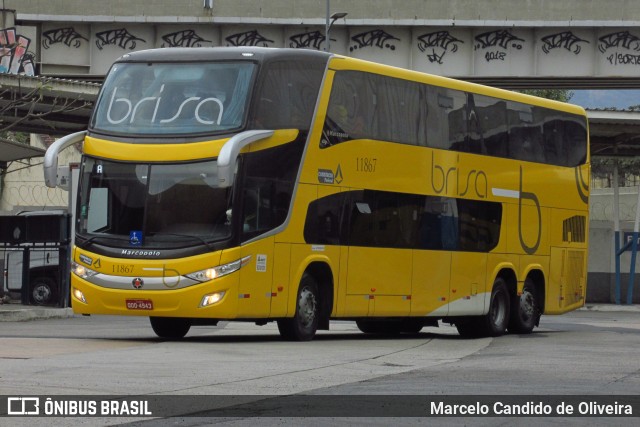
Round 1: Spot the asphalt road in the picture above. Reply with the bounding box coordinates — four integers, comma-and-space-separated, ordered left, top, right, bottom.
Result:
0, 308, 638, 426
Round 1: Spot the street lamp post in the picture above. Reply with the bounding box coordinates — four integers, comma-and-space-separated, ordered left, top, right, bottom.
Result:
325, 1, 347, 51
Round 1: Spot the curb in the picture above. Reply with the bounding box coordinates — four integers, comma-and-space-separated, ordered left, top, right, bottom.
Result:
0, 306, 75, 322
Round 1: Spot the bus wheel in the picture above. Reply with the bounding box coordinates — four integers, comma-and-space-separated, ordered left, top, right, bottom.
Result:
30, 277, 56, 305
508, 278, 539, 334
456, 278, 510, 338
483, 278, 510, 336
277, 273, 319, 341
149, 317, 191, 339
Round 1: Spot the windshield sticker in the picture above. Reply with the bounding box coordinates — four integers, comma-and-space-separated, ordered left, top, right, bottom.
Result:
129, 231, 143, 246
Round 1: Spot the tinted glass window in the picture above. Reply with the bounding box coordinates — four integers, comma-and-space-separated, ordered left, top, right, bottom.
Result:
322, 71, 587, 167
303, 192, 346, 245
241, 139, 305, 240
304, 190, 502, 253
251, 59, 325, 130
470, 94, 509, 157
92, 62, 255, 136
347, 190, 419, 249
508, 102, 545, 163
540, 110, 588, 167
416, 196, 458, 250
323, 71, 426, 147
456, 199, 502, 252
77, 157, 233, 249
427, 86, 467, 151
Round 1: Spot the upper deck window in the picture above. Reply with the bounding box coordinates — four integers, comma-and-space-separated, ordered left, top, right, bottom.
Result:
91, 61, 255, 136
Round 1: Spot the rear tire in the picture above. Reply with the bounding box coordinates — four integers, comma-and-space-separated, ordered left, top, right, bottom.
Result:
150, 317, 191, 339
508, 278, 539, 334
278, 273, 319, 341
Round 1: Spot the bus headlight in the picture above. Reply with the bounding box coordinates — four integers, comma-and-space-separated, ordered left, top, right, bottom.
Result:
72, 287, 87, 304
71, 261, 99, 279
200, 291, 226, 307
186, 256, 251, 282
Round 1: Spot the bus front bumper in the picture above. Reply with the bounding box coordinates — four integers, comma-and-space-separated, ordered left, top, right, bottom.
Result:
70, 274, 240, 319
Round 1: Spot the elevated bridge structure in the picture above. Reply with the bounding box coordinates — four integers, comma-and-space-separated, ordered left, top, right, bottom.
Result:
1, 1, 640, 141
1, 0, 640, 88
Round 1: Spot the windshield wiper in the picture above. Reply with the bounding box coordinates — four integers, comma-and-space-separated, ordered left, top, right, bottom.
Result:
76, 234, 128, 249
152, 232, 218, 250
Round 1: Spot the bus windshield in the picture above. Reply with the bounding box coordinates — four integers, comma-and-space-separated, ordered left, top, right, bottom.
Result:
77, 157, 233, 249
91, 61, 255, 136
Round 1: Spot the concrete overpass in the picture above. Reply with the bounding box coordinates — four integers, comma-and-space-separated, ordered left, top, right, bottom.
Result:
2, 1, 640, 154
1, 1, 640, 88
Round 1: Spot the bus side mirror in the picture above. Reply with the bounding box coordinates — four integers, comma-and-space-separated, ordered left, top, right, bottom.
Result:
217, 130, 274, 188
43, 131, 86, 188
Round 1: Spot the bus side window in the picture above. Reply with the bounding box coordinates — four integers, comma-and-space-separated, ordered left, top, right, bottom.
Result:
303, 192, 346, 245
418, 197, 458, 251
432, 87, 467, 151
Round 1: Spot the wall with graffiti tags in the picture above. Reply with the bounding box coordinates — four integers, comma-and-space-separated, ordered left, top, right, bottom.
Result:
1, 11, 640, 80
8, 23, 635, 80
0, 24, 36, 76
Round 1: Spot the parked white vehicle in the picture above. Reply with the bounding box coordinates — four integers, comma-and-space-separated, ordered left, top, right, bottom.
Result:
4, 248, 60, 305
2, 210, 66, 305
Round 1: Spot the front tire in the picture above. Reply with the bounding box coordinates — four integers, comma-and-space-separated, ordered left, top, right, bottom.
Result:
278, 273, 319, 341
150, 317, 191, 339
508, 278, 539, 334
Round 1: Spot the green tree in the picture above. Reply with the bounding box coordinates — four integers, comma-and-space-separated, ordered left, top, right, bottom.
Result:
519, 89, 574, 103
0, 131, 29, 144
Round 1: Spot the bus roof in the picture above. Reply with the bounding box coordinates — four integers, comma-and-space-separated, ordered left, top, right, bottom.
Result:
112, 47, 584, 117
114, 47, 332, 64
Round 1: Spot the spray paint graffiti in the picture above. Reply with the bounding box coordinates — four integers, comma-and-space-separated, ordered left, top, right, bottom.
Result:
42, 27, 89, 49
350, 29, 400, 52
598, 31, 640, 66
474, 29, 524, 62
598, 31, 640, 53
95, 28, 146, 50
289, 30, 326, 50
541, 31, 589, 55
417, 31, 464, 64
161, 30, 211, 47
0, 28, 34, 75
225, 30, 273, 47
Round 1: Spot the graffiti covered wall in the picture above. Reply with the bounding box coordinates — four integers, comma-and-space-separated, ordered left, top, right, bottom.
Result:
32, 23, 640, 79
0, 26, 36, 76
0, 19, 635, 79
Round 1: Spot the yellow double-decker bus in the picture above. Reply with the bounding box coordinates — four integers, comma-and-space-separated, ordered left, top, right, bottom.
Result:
44, 47, 589, 340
